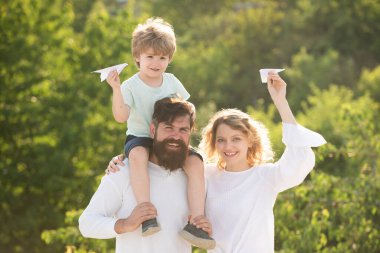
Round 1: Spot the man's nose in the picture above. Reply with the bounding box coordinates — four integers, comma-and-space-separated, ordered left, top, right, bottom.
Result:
169, 130, 181, 139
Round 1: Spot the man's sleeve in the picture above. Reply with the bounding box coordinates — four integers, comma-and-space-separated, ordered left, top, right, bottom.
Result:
78, 171, 126, 239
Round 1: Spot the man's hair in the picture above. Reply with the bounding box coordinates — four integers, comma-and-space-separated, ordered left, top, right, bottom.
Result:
152, 96, 196, 130
132, 17, 176, 68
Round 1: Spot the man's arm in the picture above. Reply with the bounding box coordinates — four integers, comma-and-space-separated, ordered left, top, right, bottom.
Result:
79, 173, 124, 238
79, 167, 158, 237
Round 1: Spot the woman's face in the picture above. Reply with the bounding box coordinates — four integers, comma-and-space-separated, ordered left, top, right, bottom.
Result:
215, 123, 251, 172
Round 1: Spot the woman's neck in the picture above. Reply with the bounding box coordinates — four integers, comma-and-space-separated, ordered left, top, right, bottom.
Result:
224, 162, 251, 172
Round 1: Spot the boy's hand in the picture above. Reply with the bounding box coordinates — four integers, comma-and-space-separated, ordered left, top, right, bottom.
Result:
106, 70, 121, 89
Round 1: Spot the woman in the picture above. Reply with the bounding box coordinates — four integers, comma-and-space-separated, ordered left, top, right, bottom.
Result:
196, 71, 326, 252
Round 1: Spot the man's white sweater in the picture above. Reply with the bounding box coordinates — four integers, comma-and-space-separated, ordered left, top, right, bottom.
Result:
205, 123, 326, 253
79, 161, 191, 253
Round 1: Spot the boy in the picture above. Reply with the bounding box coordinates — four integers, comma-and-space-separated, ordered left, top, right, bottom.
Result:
106, 17, 215, 249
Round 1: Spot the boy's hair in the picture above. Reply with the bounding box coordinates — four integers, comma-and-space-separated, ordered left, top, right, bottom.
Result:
132, 17, 176, 68
152, 96, 196, 131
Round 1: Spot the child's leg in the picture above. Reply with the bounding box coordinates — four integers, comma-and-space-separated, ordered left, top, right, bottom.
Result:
183, 154, 206, 222
128, 146, 150, 204
180, 153, 215, 250
128, 145, 160, 236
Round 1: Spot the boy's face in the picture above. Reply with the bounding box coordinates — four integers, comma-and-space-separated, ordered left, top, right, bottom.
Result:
136, 48, 170, 82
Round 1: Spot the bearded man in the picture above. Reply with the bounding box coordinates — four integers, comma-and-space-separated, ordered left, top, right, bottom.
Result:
79, 97, 212, 253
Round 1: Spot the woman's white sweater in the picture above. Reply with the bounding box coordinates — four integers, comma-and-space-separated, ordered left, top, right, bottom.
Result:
205, 123, 326, 253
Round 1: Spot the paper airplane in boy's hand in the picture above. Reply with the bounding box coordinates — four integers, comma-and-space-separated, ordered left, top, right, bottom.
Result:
259, 68, 285, 83
92, 63, 128, 82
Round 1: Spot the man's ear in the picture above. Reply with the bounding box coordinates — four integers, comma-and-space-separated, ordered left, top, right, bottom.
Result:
150, 122, 156, 138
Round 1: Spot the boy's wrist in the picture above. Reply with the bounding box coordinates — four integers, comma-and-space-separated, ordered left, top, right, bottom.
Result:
112, 85, 122, 92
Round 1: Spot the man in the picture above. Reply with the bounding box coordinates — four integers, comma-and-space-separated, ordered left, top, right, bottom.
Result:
79, 97, 213, 253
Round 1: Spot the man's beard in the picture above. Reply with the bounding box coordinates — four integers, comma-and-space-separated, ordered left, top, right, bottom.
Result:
152, 138, 188, 171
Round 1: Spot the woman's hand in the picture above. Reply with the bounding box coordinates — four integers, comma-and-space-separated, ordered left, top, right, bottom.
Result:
267, 71, 287, 104
105, 154, 125, 174
267, 71, 296, 124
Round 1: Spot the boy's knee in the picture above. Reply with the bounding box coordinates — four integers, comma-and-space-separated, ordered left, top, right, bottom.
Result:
184, 155, 204, 172
129, 146, 149, 159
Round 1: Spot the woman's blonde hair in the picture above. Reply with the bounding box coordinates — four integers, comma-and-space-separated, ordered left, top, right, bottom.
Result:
132, 17, 176, 68
200, 109, 274, 169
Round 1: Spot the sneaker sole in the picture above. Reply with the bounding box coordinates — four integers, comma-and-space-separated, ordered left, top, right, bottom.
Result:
142, 226, 161, 237
179, 230, 216, 250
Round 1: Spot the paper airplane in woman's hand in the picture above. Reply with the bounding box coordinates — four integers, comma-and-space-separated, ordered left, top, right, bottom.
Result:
259, 68, 285, 83
92, 63, 128, 82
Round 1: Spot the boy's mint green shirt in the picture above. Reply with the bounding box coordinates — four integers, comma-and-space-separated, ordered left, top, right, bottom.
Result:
121, 73, 190, 137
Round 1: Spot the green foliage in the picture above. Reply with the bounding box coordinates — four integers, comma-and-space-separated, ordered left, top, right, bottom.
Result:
275, 171, 380, 252
286, 48, 356, 111
357, 65, 380, 102
298, 85, 379, 177
41, 210, 114, 253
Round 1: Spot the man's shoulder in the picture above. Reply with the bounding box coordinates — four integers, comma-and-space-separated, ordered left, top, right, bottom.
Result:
104, 158, 131, 187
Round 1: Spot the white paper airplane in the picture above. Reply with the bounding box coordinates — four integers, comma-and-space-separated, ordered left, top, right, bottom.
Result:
259, 68, 285, 83
92, 63, 128, 82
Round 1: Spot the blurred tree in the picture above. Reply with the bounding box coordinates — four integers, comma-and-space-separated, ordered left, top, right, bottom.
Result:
285, 48, 356, 111
173, 2, 288, 110
0, 1, 135, 252
297, 85, 379, 177
275, 171, 380, 252
357, 65, 380, 103
293, 0, 380, 68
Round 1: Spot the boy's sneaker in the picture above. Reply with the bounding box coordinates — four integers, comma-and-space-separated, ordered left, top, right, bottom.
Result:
142, 218, 161, 236
179, 222, 216, 250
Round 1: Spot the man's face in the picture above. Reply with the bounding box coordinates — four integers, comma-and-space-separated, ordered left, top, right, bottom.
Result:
151, 115, 191, 171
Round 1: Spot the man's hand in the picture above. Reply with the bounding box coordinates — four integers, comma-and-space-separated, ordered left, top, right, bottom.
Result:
114, 202, 158, 234
192, 215, 213, 236
105, 154, 125, 174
